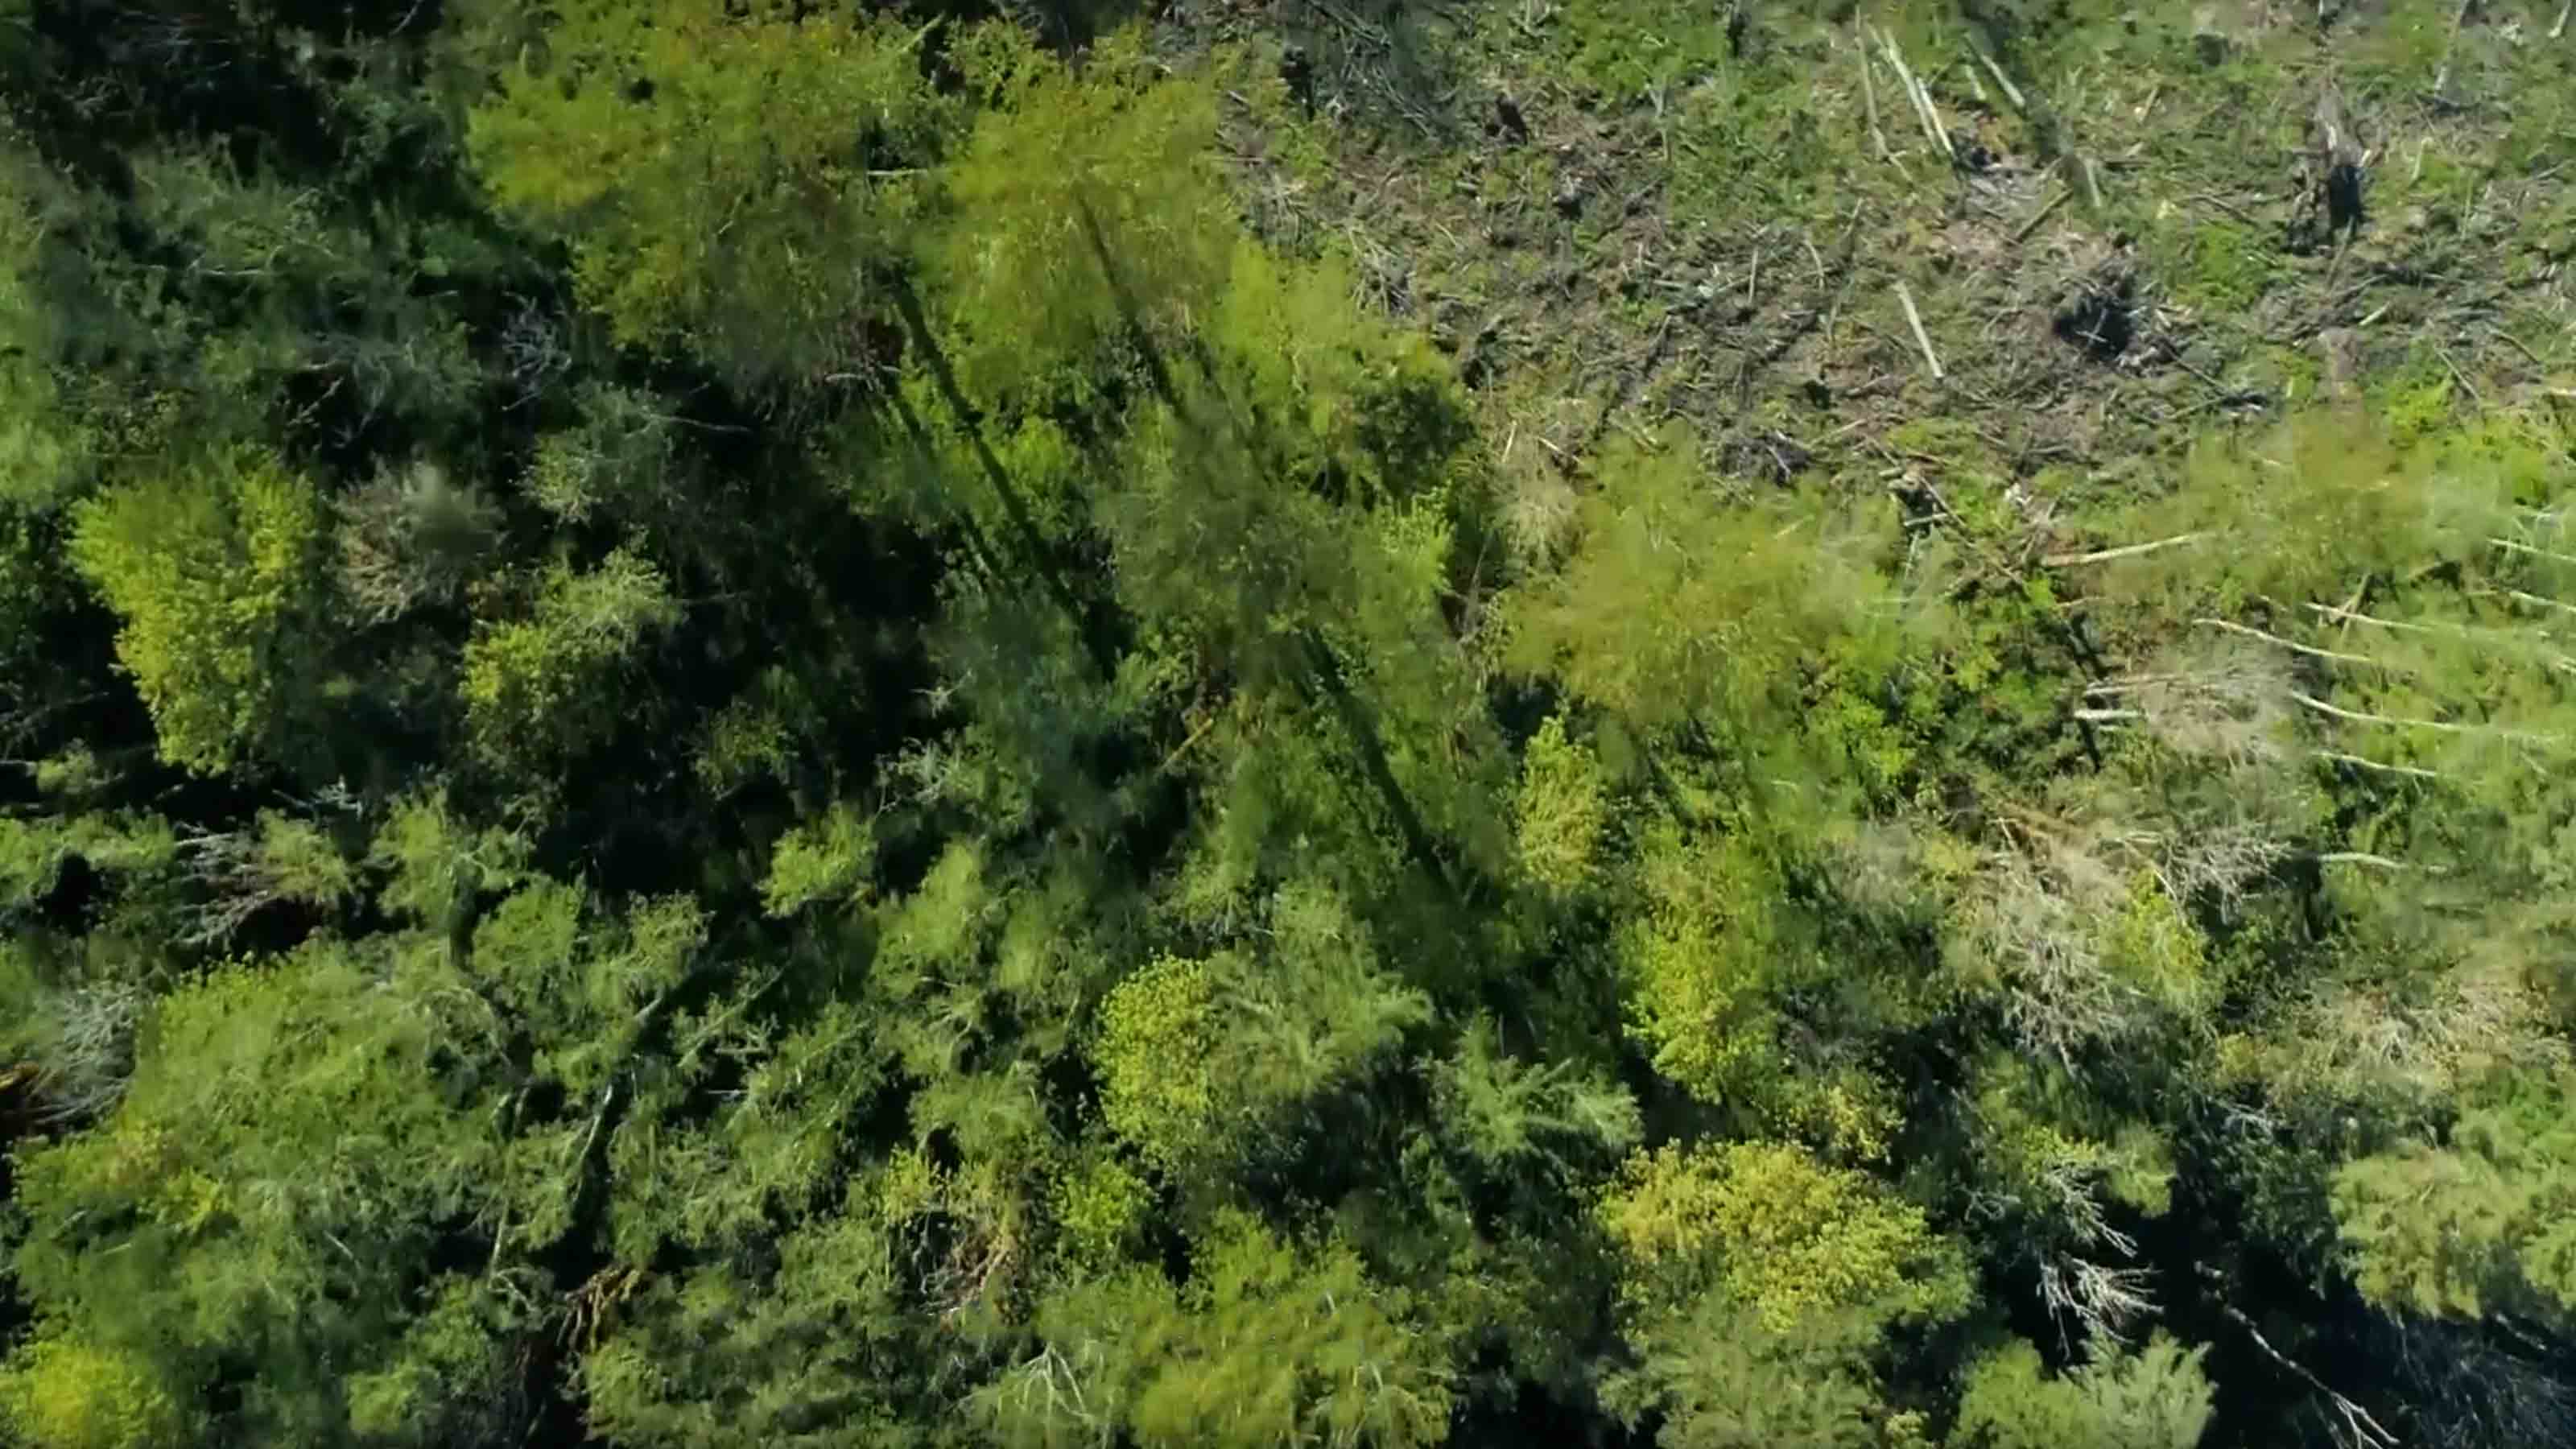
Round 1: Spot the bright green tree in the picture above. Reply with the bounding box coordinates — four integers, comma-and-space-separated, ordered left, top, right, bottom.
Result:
982, 1211, 1456, 1448
1595, 1140, 1970, 1447
0, 1332, 189, 1449
2334, 1064, 2576, 1323
66, 444, 324, 774
1955, 1334, 2216, 1449
460, 547, 679, 772
468, 0, 950, 386
2, 938, 512, 1442
1093, 882, 1429, 1180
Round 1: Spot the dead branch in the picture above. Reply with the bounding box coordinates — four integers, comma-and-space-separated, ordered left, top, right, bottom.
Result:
2194, 617, 2393, 669
9, 982, 140, 1124
1857, 42, 1891, 161
2041, 1254, 2159, 1348
2487, 586, 2576, 618
2291, 691, 2475, 733
2308, 601, 2442, 634
2041, 533, 2207, 568
2314, 749, 2442, 780
1872, 28, 1950, 155
2291, 691, 2561, 744
2492, 536, 2576, 567
2432, 0, 2475, 97
2211, 1295, 2399, 1449
1895, 281, 1943, 379
1971, 44, 2026, 110
2301, 599, 2576, 671
2084, 674, 2201, 695
2014, 186, 2070, 241
2309, 851, 2409, 870
174, 825, 308, 946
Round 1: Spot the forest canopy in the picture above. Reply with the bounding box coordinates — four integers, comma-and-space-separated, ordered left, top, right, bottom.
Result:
2, 0, 2574, 1446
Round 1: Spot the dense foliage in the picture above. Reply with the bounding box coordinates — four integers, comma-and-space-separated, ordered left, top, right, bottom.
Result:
2, 0, 2573, 1446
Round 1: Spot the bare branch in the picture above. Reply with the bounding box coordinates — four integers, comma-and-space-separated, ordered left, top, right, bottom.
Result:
1895, 281, 1943, 379
1972, 44, 2026, 109
2211, 1296, 2398, 1449
2291, 690, 2560, 744
2194, 617, 2396, 669
2492, 536, 2576, 567
2314, 749, 2442, 781
2301, 601, 2573, 671
1856, 39, 1892, 161
2307, 851, 2409, 870
2041, 1255, 2160, 1348
2043, 533, 2207, 568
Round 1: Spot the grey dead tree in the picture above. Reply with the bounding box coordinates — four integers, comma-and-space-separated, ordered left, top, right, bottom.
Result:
336, 460, 502, 624
173, 798, 361, 947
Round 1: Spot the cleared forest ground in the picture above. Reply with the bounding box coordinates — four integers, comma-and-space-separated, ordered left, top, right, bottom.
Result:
1178, 0, 2573, 543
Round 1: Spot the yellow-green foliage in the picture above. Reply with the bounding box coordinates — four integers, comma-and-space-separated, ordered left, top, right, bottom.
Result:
461, 547, 678, 768
469, 0, 948, 382
465, 882, 705, 1096
342, 1278, 516, 1443
692, 694, 792, 798
2153, 220, 2272, 314
1971, 1053, 2180, 1224
1203, 242, 1475, 509
0, 1333, 188, 1449
3, 943, 513, 1443
520, 386, 678, 526
2345, 0, 2464, 87
1431, 1019, 1642, 1169
15, 0, 2576, 1438
1957, 1334, 2216, 1449
0, 503, 49, 674
1513, 714, 1608, 894
1593, 1138, 1968, 1447
1051, 1152, 1151, 1268
1597, 1140, 1968, 1334
1758, 1066, 1905, 1165
2334, 1066, 2576, 1322
1506, 0, 1841, 221
1096, 952, 1220, 1169
872, 840, 997, 993
2374, 358, 2459, 447
759, 803, 877, 917
1092, 886, 1428, 1174
1498, 431, 1892, 738
924, 24, 1230, 402
997, 1211, 1455, 1447
2105, 869, 2217, 1020
246, 811, 356, 908
67, 445, 321, 774
0, 812, 176, 910
364, 788, 529, 931
1616, 825, 1790, 1101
